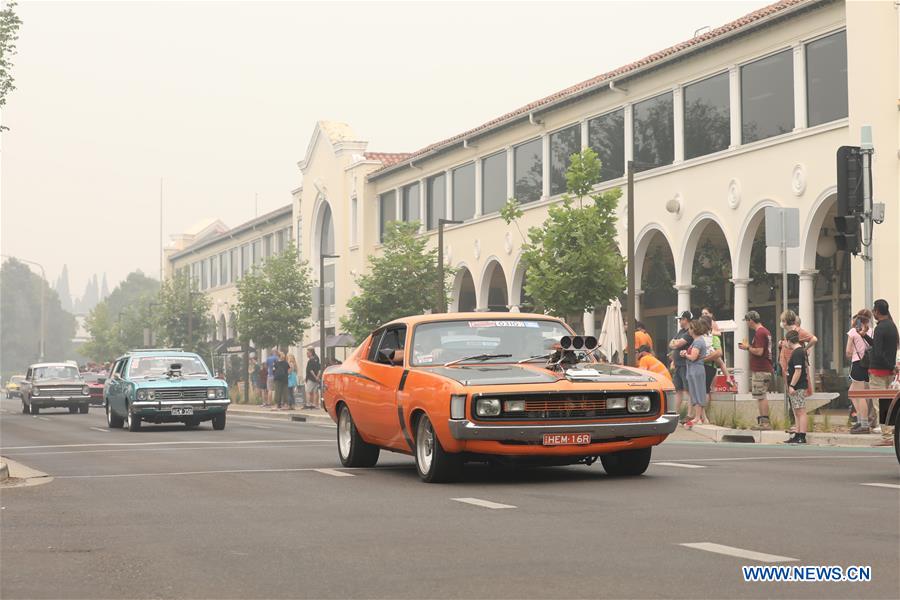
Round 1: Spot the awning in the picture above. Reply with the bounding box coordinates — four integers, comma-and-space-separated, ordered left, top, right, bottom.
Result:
305, 333, 356, 349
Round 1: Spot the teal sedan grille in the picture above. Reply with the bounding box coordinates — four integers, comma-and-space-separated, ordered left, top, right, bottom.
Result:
152, 388, 208, 400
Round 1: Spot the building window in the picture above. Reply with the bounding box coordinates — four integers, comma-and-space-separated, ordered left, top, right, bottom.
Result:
451, 163, 476, 221
549, 125, 581, 196
296, 217, 303, 257
741, 49, 794, 143
806, 30, 847, 127
252, 239, 263, 265
210, 256, 219, 288
402, 183, 420, 224
241, 244, 251, 275
481, 151, 507, 215
230, 248, 239, 281
514, 138, 542, 204
633, 91, 674, 172
190, 262, 200, 289
588, 109, 625, 181
220, 252, 230, 285
349, 197, 358, 246
379, 190, 397, 242
200, 259, 209, 290
684, 72, 730, 160
426, 173, 446, 230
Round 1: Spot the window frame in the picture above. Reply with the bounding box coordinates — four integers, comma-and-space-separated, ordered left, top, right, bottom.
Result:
739, 46, 795, 145
682, 69, 731, 161
513, 137, 543, 204
548, 124, 581, 197
804, 28, 848, 128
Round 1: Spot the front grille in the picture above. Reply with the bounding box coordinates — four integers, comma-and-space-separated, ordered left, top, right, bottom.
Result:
474, 392, 659, 420
151, 387, 208, 400
38, 386, 84, 396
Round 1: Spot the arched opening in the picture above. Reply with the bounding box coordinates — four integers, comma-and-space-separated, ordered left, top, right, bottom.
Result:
313, 200, 337, 328
637, 229, 676, 358
217, 314, 227, 341
686, 220, 733, 318
480, 260, 509, 312
452, 267, 477, 312
510, 259, 537, 313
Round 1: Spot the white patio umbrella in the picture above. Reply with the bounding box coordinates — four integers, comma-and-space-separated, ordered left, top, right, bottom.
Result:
596, 298, 628, 364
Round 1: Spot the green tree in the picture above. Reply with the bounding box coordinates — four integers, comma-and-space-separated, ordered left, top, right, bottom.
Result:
155, 271, 212, 351
234, 246, 312, 350
503, 148, 626, 320
81, 271, 160, 362
0, 0, 22, 132
341, 221, 451, 342
1, 258, 76, 380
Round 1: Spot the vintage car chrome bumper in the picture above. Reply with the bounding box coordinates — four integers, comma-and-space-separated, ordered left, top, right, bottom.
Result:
132, 399, 231, 408
448, 413, 679, 442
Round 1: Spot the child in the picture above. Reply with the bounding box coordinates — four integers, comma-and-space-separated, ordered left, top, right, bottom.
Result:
784, 329, 809, 444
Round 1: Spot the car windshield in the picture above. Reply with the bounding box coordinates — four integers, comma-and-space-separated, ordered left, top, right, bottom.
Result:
82, 372, 102, 383
128, 356, 209, 379
34, 366, 80, 380
411, 319, 572, 366
11, 376, 25, 384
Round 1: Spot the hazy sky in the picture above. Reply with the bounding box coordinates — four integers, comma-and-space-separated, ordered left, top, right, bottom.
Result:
2, 0, 768, 299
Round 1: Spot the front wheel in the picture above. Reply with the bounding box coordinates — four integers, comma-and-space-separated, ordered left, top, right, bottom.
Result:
414, 414, 461, 483
600, 447, 652, 477
337, 404, 379, 467
107, 403, 124, 428
126, 408, 141, 432
211, 413, 226, 430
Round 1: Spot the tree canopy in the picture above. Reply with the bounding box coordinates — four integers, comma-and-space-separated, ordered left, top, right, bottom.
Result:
0, 1, 22, 131
81, 271, 160, 362
154, 271, 212, 351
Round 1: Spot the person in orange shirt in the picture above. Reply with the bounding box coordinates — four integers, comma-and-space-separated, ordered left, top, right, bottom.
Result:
636, 345, 672, 382
634, 321, 653, 353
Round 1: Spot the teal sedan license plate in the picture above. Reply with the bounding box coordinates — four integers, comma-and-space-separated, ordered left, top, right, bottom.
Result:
171, 407, 194, 416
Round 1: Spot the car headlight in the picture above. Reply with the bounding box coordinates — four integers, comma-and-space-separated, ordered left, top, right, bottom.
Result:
503, 400, 525, 413
216, 388, 226, 399
32, 387, 40, 396
207, 388, 218, 400
450, 394, 466, 419
136, 389, 148, 401
606, 397, 626, 410
627, 395, 652, 413
82, 386, 91, 396
475, 398, 501, 417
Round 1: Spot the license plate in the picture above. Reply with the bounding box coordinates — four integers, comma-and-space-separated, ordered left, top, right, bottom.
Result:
171, 407, 194, 416
542, 433, 591, 446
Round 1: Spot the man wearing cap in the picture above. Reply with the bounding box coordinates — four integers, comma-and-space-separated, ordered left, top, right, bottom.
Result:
739, 310, 773, 430
668, 311, 694, 420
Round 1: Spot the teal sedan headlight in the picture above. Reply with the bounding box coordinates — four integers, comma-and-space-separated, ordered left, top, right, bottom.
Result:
208, 388, 226, 400
136, 389, 148, 401
216, 388, 226, 399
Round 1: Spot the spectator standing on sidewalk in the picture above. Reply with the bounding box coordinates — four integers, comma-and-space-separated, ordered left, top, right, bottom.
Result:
636, 345, 672, 382
668, 311, 694, 422
739, 311, 774, 431
287, 353, 299, 410
249, 356, 259, 404
862, 299, 899, 445
265, 348, 277, 406
784, 329, 809, 444
778, 310, 818, 394
701, 307, 721, 336
305, 348, 321, 409
700, 314, 732, 424
680, 319, 708, 428
272, 350, 290, 410
847, 309, 873, 433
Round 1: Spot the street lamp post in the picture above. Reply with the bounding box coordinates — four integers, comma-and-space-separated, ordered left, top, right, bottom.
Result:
437, 218, 463, 313
626, 161, 636, 367
2, 255, 46, 361
319, 253, 340, 373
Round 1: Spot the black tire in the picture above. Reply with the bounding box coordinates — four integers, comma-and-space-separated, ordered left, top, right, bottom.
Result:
414, 414, 461, 483
336, 404, 379, 467
211, 413, 226, 431
69, 406, 78, 414
30, 402, 40, 415
126, 408, 141, 432
600, 447, 652, 477
79, 404, 89, 414
106, 403, 124, 428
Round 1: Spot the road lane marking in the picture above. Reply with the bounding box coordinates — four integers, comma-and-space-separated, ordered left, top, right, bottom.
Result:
0, 439, 332, 450
248, 425, 273, 429
680, 543, 797, 563
452, 497, 516, 510
668, 455, 892, 462
5, 444, 333, 456
316, 424, 337, 429
314, 468, 354, 477
55, 467, 349, 479
89, 427, 110, 433
38, 416, 50, 421
861, 483, 900, 490
653, 462, 706, 469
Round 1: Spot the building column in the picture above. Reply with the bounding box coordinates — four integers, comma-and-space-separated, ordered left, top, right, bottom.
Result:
799, 270, 817, 390
541, 133, 550, 201
635, 289, 644, 321
624, 104, 634, 163
672, 85, 684, 164
583, 310, 596, 338
674, 284, 693, 316
418, 178, 426, 233
728, 66, 741, 149
732, 278, 751, 394
474, 158, 483, 218
445, 169, 453, 220
792, 43, 807, 131
505, 146, 514, 199
580, 119, 589, 152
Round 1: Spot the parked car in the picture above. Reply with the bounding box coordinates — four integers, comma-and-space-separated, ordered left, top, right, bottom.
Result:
20, 362, 91, 414
81, 372, 106, 406
5, 375, 25, 399
323, 313, 677, 483
105, 349, 229, 431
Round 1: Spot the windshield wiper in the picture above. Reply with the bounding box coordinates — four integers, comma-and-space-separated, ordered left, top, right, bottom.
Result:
183, 372, 209, 377
517, 353, 552, 364
444, 353, 512, 367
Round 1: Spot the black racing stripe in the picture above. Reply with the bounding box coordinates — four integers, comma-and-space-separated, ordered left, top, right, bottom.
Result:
398, 369, 409, 391
397, 402, 415, 452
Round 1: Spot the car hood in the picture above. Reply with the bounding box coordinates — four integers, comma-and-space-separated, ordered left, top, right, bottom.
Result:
131, 377, 222, 388
425, 363, 654, 386
33, 378, 85, 387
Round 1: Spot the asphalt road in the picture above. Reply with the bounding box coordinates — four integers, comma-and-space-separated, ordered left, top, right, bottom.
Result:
1, 394, 898, 599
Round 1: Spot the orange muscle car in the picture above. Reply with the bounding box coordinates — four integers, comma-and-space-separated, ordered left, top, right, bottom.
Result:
323, 313, 678, 482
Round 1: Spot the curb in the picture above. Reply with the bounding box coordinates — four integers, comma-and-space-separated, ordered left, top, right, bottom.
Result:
691, 424, 885, 447
228, 406, 333, 424
0, 460, 8, 482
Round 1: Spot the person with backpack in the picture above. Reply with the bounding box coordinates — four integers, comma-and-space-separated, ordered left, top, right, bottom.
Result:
847, 308, 874, 434
784, 329, 809, 444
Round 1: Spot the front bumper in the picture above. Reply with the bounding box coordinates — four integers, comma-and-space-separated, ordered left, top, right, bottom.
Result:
30, 395, 91, 407
132, 399, 230, 410
447, 413, 679, 442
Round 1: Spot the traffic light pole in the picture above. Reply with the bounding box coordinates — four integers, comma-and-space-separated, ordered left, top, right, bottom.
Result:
860, 143, 874, 309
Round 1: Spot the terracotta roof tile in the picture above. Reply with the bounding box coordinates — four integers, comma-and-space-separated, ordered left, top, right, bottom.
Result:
364, 152, 413, 166
370, 0, 815, 178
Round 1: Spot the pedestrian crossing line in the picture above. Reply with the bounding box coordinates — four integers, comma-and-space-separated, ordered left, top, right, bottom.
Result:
89, 427, 110, 433
452, 497, 516, 510
860, 483, 900, 490
680, 542, 797, 563
653, 462, 706, 469
314, 468, 354, 477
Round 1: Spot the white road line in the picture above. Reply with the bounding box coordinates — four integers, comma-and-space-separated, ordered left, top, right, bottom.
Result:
0, 439, 332, 450
670, 455, 893, 463
89, 427, 110, 433
248, 425, 273, 429
860, 483, 900, 490
55, 467, 341, 479
37, 416, 50, 421
316, 424, 337, 429
653, 462, 706, 469
6, 444, 332, 456
452, 497, 516, 510
680, 543, 797, 563
314, 468, 354, 477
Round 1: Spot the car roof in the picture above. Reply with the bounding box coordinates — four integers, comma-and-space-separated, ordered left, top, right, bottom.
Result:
28, 362, 79, 369
116, 350, 201, 360
381, 312, 564, 328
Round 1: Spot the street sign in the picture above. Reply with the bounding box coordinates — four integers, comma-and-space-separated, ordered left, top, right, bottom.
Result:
765, 246, 802, 274
764, 207, 800, 248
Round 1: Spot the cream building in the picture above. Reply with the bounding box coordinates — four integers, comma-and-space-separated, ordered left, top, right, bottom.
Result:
293, 0, 899, 394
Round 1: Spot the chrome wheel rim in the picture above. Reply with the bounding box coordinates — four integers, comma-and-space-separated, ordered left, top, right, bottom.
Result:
338, 407, 352, 459
416, 419, 434, 475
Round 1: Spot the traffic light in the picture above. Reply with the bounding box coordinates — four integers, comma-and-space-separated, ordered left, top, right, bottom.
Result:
834, 146, 865, 255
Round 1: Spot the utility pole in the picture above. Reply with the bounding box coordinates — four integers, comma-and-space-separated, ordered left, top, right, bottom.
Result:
626, 161, 636, 367
319, 253, 340, 373
437, 218, 462, 313
859, 126, 875, 308
2, 255, 46, 360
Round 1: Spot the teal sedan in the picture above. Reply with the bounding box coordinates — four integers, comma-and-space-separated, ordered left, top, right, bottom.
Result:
105, 349, 229, 431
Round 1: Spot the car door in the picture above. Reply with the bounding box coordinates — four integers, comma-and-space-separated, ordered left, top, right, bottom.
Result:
109, 359, 127, 414
355, 325, 408, 446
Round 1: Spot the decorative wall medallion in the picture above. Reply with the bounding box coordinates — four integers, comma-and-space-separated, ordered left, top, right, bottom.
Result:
474, 239, 481, 260
504, 232, 512, 254
727, 178, 741, 209
791, 164, 806, 197
665, 193, 683, 220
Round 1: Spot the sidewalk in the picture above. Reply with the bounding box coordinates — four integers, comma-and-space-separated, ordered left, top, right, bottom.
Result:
228, 403, 334, 424
690, 423, 888, 447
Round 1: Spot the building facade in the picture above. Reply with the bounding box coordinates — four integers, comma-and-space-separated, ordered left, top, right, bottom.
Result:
294, 0, 899, 394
